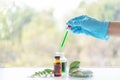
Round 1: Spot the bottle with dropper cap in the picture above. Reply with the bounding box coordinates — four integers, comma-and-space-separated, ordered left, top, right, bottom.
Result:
56, 52, 67, 74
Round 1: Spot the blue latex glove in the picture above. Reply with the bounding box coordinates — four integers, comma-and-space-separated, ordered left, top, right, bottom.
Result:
66, 15, 110, 40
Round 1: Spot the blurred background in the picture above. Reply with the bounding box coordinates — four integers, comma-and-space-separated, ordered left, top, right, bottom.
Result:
0, 0, 120, 67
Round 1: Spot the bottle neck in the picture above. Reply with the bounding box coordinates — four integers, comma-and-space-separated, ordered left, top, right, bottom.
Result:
55, 52, 67, 61
56, 58, 60, 60
54, 57, 60, 62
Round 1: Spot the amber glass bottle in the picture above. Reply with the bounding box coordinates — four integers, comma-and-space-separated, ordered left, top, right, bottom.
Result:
54, 56, 62, 77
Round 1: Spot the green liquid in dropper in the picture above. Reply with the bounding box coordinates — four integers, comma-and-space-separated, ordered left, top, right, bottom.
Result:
60, 25, 71, 51
60, 30, 69, 51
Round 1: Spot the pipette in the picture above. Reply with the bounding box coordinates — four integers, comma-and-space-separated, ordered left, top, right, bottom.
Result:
60, 25, 72, 51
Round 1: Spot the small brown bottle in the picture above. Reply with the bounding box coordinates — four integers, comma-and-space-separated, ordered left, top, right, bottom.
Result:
54, 56, 62, 77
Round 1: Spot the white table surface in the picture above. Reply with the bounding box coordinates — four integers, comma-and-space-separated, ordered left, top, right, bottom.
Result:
0, 67, 120, 80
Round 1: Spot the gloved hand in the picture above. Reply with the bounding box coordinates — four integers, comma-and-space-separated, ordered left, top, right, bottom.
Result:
66, 15, 110, 40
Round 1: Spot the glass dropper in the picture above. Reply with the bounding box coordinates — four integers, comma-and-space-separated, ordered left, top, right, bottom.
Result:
60, 25, 72, 51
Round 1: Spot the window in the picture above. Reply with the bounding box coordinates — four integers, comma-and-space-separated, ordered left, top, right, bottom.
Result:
0, 0, 120, 67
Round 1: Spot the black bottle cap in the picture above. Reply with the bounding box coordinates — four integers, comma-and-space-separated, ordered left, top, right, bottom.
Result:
55, 56, 60, 59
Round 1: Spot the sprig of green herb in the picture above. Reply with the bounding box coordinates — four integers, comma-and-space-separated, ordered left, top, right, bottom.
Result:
31, 69, 54, 77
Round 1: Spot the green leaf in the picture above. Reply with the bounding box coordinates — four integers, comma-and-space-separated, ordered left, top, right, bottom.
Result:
44, 69, 54, 73
69, 67, 79, 73
70, 61, 80, 69
42, 71, 47, 77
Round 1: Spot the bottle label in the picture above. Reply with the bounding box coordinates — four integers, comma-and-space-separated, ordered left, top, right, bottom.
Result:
54, 63, 62, 76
